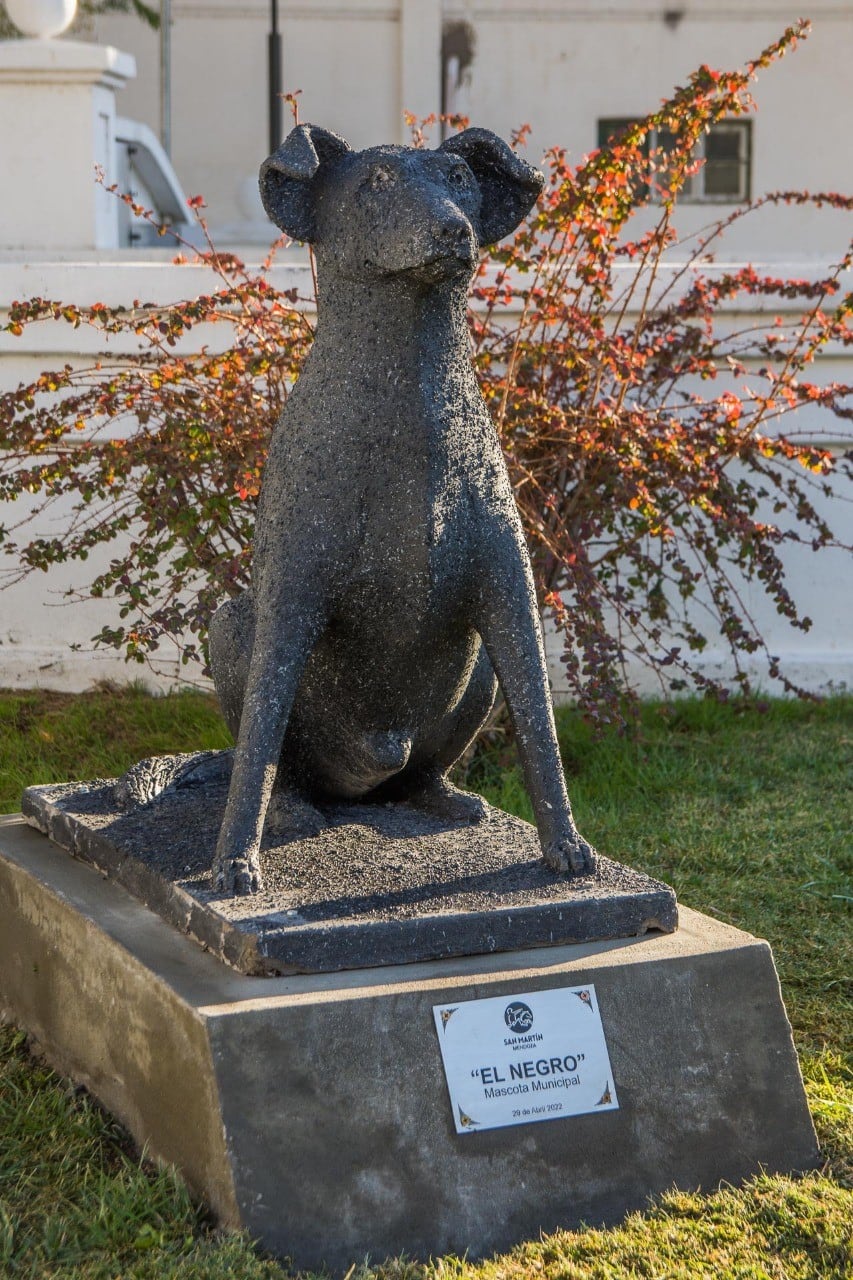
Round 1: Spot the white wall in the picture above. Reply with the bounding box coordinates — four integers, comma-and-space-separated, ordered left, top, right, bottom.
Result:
0, 254, 307, 690
84, 1, 853, 259
90, 1, 407, 231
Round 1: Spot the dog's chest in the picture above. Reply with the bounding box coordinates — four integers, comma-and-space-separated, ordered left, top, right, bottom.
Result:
340, 421, 479, 619
351, 469, 472, 590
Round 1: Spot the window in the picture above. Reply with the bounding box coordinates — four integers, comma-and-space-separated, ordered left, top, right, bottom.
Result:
700, 122, 751, 201
596, 118, 752, 203
597, 119, 650, 154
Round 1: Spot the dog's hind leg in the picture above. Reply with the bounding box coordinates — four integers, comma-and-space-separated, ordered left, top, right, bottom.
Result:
209, 592, 253, 740
265, 761, 326, 838
106, 595, 248, 811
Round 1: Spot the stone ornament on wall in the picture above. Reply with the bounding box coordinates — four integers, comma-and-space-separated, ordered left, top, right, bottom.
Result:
5, 0, 77, 38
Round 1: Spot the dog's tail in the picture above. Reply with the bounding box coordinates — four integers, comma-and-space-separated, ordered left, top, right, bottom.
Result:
113, 750, 233, 809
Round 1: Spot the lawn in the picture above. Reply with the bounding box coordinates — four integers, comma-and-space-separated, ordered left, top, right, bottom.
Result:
0, 687, 851, 1279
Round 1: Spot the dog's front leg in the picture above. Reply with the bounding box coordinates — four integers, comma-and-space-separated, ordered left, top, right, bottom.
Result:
477, 540, 596, 876
211, 595, 324, 894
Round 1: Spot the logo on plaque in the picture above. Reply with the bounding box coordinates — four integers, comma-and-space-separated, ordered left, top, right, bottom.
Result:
504, 1001, 534, 1033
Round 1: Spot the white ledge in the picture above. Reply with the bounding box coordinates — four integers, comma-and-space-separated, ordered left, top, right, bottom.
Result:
0, 38, 136, 87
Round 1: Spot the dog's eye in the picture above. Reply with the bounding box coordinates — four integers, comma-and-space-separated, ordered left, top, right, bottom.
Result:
367, 166, 396, 191
448, 166, 470, 189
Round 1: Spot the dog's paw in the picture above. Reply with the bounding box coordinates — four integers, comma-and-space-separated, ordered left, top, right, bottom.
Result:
213, 856, 263, 895
406, 774, 491, 826
543, 834, 597, 877
265, 789, 327, 839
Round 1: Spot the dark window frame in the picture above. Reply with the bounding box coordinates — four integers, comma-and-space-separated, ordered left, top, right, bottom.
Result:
596, 117, 752, 204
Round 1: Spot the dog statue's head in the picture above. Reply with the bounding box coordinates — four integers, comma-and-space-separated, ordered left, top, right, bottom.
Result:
259, 124, 544, 287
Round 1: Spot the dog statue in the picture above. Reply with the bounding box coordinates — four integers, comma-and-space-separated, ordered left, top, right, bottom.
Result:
208, 124, 596, 894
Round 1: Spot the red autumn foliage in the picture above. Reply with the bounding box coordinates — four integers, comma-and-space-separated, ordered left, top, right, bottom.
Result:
1, 20, 850, 723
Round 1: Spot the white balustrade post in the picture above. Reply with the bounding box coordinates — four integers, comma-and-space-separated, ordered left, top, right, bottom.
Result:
0, 37, 136, 251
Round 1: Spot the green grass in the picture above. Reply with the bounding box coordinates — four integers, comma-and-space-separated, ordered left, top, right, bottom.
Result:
0, 688, 851, 1279
468, 696, 852, 1055
0, 684, 231, 811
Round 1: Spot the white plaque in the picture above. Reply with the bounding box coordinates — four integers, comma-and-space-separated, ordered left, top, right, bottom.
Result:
433, 984, 618, 1134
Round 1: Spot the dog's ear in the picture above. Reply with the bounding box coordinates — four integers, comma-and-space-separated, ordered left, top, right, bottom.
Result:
439, 128, 544, 246
260, 124, 351, 242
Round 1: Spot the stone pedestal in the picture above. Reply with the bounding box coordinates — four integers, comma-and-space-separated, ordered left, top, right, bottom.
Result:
0, 814, 818, 1273
21, 775, 678, 973
0, 39, 136, 250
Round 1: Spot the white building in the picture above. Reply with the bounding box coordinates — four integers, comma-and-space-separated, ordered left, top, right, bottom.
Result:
0, 0, 850, 693
88, 0, 853, 261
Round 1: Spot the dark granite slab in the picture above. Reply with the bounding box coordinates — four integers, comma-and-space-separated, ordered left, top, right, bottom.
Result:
22, 772, 677, 975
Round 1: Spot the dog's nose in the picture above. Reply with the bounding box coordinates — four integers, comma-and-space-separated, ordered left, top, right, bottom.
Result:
437, 219, 474, 257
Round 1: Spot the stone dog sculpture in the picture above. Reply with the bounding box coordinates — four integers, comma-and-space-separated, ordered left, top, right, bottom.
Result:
208, 123, 596, 894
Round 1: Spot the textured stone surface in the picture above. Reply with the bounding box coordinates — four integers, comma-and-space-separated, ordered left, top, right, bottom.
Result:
205, 124, 596, 895
0, 815, 818, 1275
22, 772, 676, 974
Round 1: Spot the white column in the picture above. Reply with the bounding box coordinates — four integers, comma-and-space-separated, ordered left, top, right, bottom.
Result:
398, 0, 442, 142
0, 39, 136, 252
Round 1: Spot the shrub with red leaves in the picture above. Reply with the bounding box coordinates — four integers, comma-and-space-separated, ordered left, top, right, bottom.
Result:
1, 21, 850, 723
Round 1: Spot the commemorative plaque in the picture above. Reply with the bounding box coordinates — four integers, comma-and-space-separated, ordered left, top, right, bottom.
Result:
433, 984, 619, 1134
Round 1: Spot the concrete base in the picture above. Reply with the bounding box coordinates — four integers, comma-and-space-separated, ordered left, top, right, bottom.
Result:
0, 815, 817, 1273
